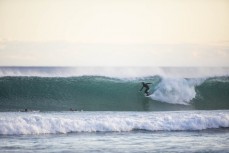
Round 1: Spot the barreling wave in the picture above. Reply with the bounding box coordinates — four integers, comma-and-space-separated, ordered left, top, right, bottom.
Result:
0, 111, 229, 135
0, 74, 229, 111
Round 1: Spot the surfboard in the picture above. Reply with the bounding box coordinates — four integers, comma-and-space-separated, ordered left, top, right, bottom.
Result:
139, 91, 152, 97
144, 93, 151, 97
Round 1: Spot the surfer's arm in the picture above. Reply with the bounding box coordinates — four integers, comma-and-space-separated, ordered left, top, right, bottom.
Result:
139, 86, 144, 91
146, 83, 152, 85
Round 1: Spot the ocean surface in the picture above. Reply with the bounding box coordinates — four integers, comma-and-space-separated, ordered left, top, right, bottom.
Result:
0, 67, 229, 152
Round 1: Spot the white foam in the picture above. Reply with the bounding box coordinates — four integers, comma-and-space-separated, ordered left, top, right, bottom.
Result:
149, 78, 205, 104
0, 111, 229, 135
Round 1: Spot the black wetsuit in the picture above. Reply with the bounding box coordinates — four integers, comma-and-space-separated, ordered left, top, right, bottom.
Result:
140, 82, 152, 96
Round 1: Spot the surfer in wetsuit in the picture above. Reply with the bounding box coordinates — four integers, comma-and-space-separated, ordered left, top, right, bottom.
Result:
139, 82, 152, 96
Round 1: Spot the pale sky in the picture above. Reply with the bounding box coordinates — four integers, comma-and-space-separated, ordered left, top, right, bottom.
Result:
0, 0, 229, 66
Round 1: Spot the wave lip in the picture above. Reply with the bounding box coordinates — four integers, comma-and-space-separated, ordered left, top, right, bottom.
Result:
0, 111, 229, 135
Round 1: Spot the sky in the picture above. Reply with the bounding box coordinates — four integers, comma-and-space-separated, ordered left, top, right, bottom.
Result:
0, 0, 229, 66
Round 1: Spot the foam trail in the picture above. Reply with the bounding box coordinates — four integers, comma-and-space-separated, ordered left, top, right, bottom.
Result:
0, 111, 229, 135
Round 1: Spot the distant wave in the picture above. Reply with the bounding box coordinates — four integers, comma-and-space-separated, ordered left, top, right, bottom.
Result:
0, 111, 229, 135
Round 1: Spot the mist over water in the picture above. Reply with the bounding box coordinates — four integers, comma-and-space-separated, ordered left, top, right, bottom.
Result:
0, 66, 229, 78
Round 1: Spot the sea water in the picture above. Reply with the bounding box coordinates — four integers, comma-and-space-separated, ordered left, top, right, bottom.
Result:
0, 67, 229, 152
1, 128, 229, 153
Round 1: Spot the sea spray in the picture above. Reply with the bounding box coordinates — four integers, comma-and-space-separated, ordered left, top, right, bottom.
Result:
149, 78, 205, 104
0, 67, 228, 78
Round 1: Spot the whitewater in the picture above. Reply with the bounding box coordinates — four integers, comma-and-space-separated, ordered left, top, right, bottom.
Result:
1, 67, 229, 153
0, 111, 229, 135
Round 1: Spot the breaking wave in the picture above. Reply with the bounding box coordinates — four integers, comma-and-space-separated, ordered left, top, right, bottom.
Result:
0, 75, 229, 111
0, 67, 228, 111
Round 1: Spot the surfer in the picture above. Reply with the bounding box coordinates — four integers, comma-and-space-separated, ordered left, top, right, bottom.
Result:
69, 108, 77, 111
139, 82, 152, 96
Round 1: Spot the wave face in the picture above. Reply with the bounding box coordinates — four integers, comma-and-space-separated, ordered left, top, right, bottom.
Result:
0, 111, 229, 135
0, 67, 229, 111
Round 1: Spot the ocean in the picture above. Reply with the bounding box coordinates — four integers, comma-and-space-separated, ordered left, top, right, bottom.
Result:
0, 67, 229, 152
